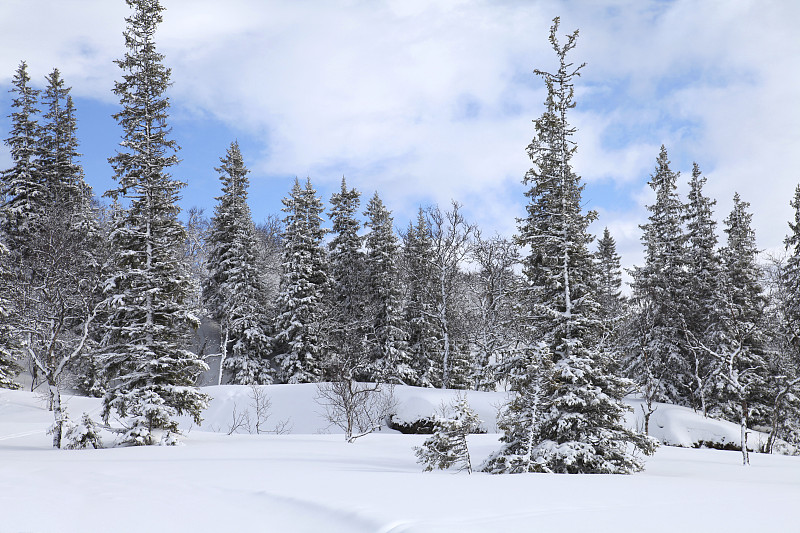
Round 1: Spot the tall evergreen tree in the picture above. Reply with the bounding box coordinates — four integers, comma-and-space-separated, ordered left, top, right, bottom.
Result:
2, 67, 104, 446
272, 178, 328, 383
782, 185, 800, 351
326, 178, 367, 377
595, 227, 624, 323
716, 194, 768, 428
0, 240, 22, 390
363, 192, 413, 384
629, 146, 692, 405
98, 0, 208, 445
402, 209, 440, 386
1, 61, 43, 261
204, 141, 272, 385
682, 163, 722, 413
485, 18, 654, 474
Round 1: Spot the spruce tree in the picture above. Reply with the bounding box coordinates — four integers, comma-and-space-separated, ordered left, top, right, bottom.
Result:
415, 394, 482, 473
682, 163, 721, 413
1, 61, 42, 260
402, 209, 440, 386
363, 192, 413, 384
595, 227, 624, 322
0, 62, 39, 390
782, 185, 800, 351
629, 146, 692, 405
326, 178, 367, 378
715, 194, 767, 450
272, 178, 328, 383
486, 18, 654, 474
204, 141, 272, 385
0, 240, 22, 390
3, 67, 104, 446
99, 0, 208, 445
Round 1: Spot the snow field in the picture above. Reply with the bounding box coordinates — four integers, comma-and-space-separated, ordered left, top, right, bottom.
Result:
1, 386, 799, 532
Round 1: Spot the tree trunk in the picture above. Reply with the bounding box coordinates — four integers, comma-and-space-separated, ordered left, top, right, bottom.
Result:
50, 383, 63, 449
740, 398, 749, 466
218, 328, 228, 386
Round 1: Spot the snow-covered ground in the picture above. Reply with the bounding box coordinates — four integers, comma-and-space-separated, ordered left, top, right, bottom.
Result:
2, 385, 799, 532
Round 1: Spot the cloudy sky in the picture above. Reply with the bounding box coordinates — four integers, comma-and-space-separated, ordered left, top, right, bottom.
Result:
1, 0, 799, 286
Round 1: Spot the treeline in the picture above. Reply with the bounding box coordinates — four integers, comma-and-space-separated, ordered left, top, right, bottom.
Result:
1, 3, 799, 472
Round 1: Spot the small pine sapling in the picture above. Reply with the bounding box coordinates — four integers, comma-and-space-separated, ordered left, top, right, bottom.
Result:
415, 394, 482, 474
64, 413, 103, 449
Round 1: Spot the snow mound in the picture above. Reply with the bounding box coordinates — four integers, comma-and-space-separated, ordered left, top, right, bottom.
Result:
190, 385, 770, 451
2, 385, 780, 452
626, 397, 777, 451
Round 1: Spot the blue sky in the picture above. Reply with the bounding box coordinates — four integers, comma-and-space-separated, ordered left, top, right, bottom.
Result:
1, 0, 799, 286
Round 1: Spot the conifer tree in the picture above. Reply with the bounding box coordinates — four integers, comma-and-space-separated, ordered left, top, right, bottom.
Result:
2, 67, 104, 446
402, 209, 440, 386
415, 394, 482, 473
782, 185, 800, 351
713, 193, 767, 461
272, 178, 328, 383
595, 227, 624, 322
363, 192, 413, 384
326, 178, 367, 378
487, 18, 654, 474
1, 61, 42, 260
629, 146, 692, 405
99, 0, 208, 445
0, 241, 22, 390
204, 141, 272, 385
682, 163, 721, 413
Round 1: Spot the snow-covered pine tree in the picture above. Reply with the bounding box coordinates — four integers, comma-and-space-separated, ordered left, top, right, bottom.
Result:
0, 62, 39, 391
402, 209, 440, 387
272, 178, 328, 383
1, 61, 43, 261
204, 141, 272, 385
782, 185, 800, 354
682, 163, 722, 413
595, 227, 624, 323
482, 346, 551, 473
2, 68, 104, 447
326, 178, 367, 379
415, 394, 482, 473
99, 0, 208, 445
757, 185, 800, 449
0, 240, 22, 390
628, 146, 692, 406
711, 193, 767, 463
363, 192, 413, 384
486, 18, 655, 474
762, 248, 800, 452
38, 69, 106, 398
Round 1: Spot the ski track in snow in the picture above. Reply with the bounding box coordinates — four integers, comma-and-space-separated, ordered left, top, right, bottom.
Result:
0, 429, 41, 441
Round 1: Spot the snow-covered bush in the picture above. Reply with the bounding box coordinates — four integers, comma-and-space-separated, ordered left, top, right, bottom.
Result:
415, 395, 482, 474
64, 413, 103, 450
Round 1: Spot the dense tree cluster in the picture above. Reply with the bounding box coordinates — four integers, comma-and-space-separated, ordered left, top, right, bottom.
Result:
1, 5, 799, 470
